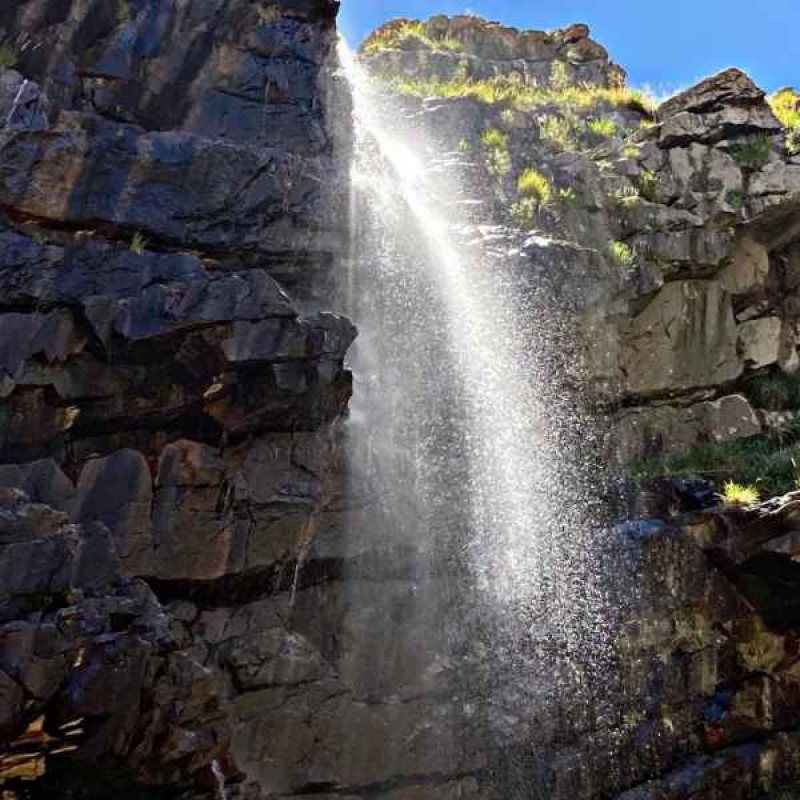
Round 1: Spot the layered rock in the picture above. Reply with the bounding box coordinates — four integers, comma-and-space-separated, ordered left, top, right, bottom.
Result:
0, 0, 354, 797
362, 15, 626, 88
0, 487, 229, 794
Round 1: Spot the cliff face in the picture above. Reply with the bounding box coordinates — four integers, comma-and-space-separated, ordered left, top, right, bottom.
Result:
353, 15, 800, 800
3, 6, 800, 800
0, 1, 354, 797
361, 17, 800, 471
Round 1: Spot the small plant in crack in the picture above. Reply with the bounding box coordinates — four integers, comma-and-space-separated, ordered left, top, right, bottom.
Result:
130, 231, 148, 255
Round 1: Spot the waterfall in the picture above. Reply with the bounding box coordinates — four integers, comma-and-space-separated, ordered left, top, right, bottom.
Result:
337, 41, 616, 788
4, 78, 29, 129
211, 759, 227, 800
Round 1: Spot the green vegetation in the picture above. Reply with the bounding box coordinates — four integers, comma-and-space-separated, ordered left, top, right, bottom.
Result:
362, 21, 462, 55
481, 128, 507, 149
769, 88, 800, 155
743, 371, 800, 411
485, 149, 511, 177
508, 169, 552, 228
789, 129, 800, 157
608, 240, 635, 269
130, 231, 148, 255
730, 136, 773, 171
0, 42, 19, 68
557, 187, 579, 207
726, 188, 747, 210
638, 169, 660, 201
539, 114, 578, 150
458, 138, 472, 152
586, 117, 618, 143
377, 72, 655, 116
510, 198, 540, 228
633, 419, 800, 498
117, 0, 131, 24
623, 143, 641, 160
722, 481, 760, 506
517, 168, 552, 206
481, 128, 511, 177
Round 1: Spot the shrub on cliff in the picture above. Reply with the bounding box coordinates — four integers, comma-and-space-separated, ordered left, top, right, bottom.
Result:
586, 117, 618, 143
769, 88, 800, 154
481, 128, 512, 177
517, 168, 552, 206
0, 42, 18, 67
722, 481, 760, 506
608, 240, 635, 270
743, 371, 800, 411
730, 136, 773, 170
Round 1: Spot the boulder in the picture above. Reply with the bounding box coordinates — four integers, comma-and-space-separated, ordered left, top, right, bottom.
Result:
738, 316, 783, 368
0, 491, 230, 789
619, 280, 742, 396
717, 234, 770, 294
71, 449, 154, 576
616, 395, 762, 463
658, 69, 766, 120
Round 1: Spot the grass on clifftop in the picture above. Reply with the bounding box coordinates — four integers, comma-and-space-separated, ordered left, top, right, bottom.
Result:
633, 419, 800, 498
362, 21, 463, 55
377, 72, 656, 115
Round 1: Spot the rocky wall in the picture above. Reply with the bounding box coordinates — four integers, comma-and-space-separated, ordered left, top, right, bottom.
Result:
0, 0, 355, 796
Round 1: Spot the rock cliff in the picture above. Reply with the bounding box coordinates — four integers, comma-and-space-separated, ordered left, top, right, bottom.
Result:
0, 1, 354, 797
353, 14, 800, 800
3, 6, 800, 800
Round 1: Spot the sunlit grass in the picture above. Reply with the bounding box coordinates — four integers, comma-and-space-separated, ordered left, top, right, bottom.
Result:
632, 419, 800, 499
517, 168, 551, 206
587, 117, 618, 140
608, 240, 635, 269
375, 72, 656, 115
481, 128, 507, 149
362, 21, 463, 55
722, 481, 760, 506
130, 231, 148, 255
539, 114, 579, 150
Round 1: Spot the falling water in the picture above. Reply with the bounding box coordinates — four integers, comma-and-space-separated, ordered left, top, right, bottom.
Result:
211, 759, 227, 800
4, 78, 29, 128
337, 42, 617, 791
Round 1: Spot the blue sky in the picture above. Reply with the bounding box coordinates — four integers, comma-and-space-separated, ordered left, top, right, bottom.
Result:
339, 1, 799, 95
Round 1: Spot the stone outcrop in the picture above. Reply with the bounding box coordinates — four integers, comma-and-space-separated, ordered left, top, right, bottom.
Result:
0, 487, 229, 792
362, 15, 626, 88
